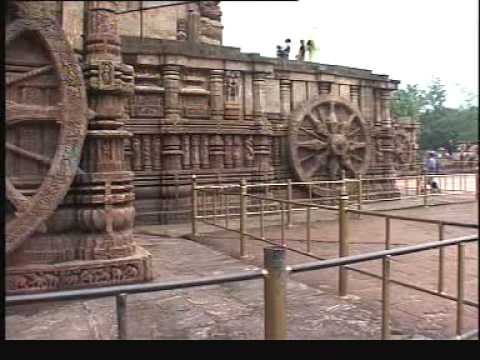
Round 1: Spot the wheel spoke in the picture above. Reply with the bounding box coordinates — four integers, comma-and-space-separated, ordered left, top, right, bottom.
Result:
6, 142, 52, 166
298, 126, 324, 140
347, 126, 362, 138
6, 178, 30, 213
7, 65, 54, 87
350, 153, 363, 163
298, 139, 327, 151
7, 102, 61, 126
304, 152, 327, 178
349, 141, 366, 151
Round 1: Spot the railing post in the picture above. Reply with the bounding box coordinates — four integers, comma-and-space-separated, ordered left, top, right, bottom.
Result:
475, 173, 479, 199
381, 256, 391, 340
357, 174, 363, 217
225, 191, 230, 229
423, 174, 428, 207
240, 178, 247, 258
280, 202, 286, 247
416, 175, 421, 196
287, 179, 293, 228
438, 223, 445, 294
385, 216, 391, 250
306, 206, 312, 253
456, 242, 465, 337
191, 175, 197, 237
264, 246, 288, 340
260, 199, 265, 239
116, 293, 128, 340
338, 177, 349, 296
213, 188, 218, 225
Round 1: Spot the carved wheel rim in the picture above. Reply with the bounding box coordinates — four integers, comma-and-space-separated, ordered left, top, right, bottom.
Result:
5, 18, 88, 255
289, 95, 370, 181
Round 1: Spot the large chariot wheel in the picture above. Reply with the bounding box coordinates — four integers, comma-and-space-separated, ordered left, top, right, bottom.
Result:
6, 18, 88, 255
289, 95, 370, 181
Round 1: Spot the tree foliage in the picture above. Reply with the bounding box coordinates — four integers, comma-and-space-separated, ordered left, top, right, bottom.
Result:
391, 78, 478, 150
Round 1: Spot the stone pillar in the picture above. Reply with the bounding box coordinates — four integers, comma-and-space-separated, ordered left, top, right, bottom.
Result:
279, 79, 291, 121
319, 81, 331, 95
350, 85, 360, 108
78, 1, 152, 277
253, 72, 268, 126
374, 89, 396, 176
163, 65, 182, 124
210, 69, 225, 123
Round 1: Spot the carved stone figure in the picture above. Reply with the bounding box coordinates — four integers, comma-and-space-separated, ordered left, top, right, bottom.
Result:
198, 1, 222, 21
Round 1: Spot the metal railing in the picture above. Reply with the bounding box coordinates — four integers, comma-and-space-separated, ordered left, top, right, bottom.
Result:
190, 174, 479, 339
6, 236, 477, 340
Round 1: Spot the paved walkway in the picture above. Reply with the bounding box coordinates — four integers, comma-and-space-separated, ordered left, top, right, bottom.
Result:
6, 198, 478, 340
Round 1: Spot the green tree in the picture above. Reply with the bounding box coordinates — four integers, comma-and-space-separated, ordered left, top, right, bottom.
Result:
391, 84, 427, 118
423, 77, 447, 113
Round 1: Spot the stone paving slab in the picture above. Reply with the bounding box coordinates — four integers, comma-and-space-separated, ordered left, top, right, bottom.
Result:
7, 235, 388, 340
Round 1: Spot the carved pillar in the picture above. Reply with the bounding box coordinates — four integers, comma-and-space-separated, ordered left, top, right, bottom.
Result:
350, 85, 360, 108
245, 135, 255, 167
209, 134, 225, 169
253, 72, 267, 126
255, 136, 272, 172
163, 65, 181, 123
191, 135, 201, 170
224, 135, 233, 169
162, 135, 183, 170
200, 135, 210, 169
182, 135, 191, 169
153, 136, 162, 170
319, 81, 331, 95
374, 89, 396, 176
233, 135, 243, 168
279, 79, 291, 121
210, 69, 224, 122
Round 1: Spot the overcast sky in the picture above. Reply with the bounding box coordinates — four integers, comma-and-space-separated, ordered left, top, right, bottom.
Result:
221, 0, 479, 108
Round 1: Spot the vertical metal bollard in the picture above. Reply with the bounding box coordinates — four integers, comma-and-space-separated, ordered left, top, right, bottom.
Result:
225, 192, 230, 229
438, 223, 445, 294
475, 173, 479, 199
306, 206, 312, 253
260, 199, 265, 239
201, 190, 206, 218
385, 216, 391, 250
264, 246, 288, 340
213, 189, 217, 225
239, 179, 247, 258
191, 175, 197, 237
423, 174, 428, 207
287, 179, 293, 228
357, 174, 363, 217
381, 256, 391, 340
116, 293, 128, 340
456, 243, 465, 337
280, 202, 286, 247
338, 180, 349, 296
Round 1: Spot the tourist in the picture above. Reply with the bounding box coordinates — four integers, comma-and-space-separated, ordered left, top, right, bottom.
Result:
424, 152, 440, 192
306, 40, 318, 62
283, 38, 291, 59
296, 40, 306, 61
276, 45, 284, 58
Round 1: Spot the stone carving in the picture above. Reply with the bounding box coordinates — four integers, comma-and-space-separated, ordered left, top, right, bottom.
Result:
245, 136, 255, 167
132, 137, 142, 170
198, 1, 222, 21
177, 18, 188, 41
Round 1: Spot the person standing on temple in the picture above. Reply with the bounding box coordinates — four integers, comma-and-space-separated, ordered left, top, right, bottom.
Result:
306, 39, 319, 62
296, 40, 306, 61
283, 38, 291, 59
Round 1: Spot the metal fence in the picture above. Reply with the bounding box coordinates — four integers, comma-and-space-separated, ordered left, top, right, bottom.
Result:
6, 236, 477, 340
190, 173, 479, 339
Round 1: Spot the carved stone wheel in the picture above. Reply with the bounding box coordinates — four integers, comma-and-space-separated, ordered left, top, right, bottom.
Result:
289, 95, 370, 181
6, 18, 88, 255
393, 132, 412, 170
